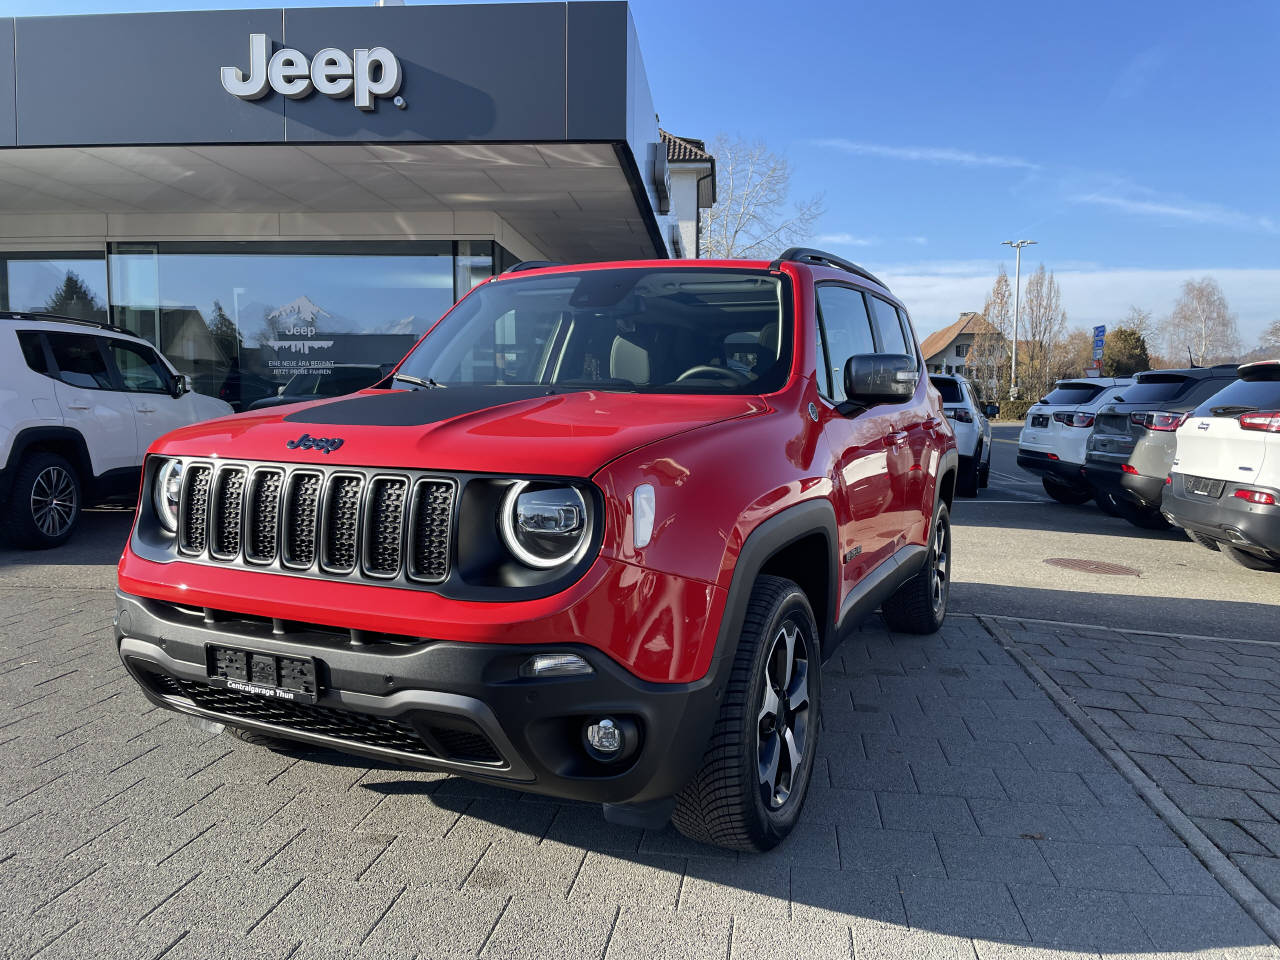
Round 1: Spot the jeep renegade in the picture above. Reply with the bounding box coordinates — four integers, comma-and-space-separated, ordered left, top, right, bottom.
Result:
116, 249, 959, 851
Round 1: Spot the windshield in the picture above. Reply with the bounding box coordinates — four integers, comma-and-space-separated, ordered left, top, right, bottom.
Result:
284, 367, 383, 397
393, 268, 789, 395
1042, 383, 1103, 405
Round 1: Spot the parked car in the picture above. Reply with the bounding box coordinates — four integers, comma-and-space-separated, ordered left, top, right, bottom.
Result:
248, 364, 391, 411
1082, 364, 1238, 529
1018, 377, 1133, 505
114, 248, 959, 851
1164, 360, 1280, 570
929, 373, 991, 496
0, 312, 233, 548
191, 368, 279, 412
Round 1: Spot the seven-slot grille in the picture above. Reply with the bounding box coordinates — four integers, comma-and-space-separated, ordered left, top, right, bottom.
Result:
177, 460, 455, 585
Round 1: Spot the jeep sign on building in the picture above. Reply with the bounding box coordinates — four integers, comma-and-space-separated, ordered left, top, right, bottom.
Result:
0, 3, 710, 409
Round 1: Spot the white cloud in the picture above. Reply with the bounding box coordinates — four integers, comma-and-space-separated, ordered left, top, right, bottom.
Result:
814, 138, 1039, 171
813, 232, 877, 247
1072, 193, 1277, 234
886, 265, 1280, 347
906, 236, 928, 246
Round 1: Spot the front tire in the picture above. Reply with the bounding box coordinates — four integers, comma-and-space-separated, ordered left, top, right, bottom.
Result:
1095, 491, 1121, 516
1042, 476, 1092, 505
672, 575, 821, 852
1223, 545, 1280, 572
4, 452, 82, 549
881, 502, 951, 634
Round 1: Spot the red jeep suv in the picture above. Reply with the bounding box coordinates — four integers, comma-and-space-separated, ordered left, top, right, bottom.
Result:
116, 249, 958, 850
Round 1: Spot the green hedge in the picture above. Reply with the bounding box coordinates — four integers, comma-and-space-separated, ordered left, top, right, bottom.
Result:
994, 398, 1037, 422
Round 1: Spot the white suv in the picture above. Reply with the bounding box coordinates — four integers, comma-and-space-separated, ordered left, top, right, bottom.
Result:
929, 373, 992, 497
1018, 378, 1133, 505
1, 313, 233, 548
1164, 361, 1280, 571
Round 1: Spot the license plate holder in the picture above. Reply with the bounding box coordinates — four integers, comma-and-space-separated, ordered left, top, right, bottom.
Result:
1031, 414, 1050, 428
1185, 475, 1225, 499
206, 645, 319, 704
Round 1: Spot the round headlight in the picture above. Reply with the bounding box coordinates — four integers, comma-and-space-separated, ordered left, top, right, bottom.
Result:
153, 458, 183, 533
499, 481, 587, 569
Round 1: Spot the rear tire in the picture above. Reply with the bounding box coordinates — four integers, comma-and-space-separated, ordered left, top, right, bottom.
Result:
881, 502, 951, 634
978, 451, 990, 489
3, 452, 82, 549
1042, 476, 1092, 505
1095, 491, 1121, 516
1223, 545, 1280, 572
957, 456, 980, 498
1116, 498, 1171, 530
672, 575, 821, 852
1186, 530, 1221, 552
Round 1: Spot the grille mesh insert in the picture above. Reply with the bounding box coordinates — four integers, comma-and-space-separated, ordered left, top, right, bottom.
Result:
284, 472, 321, 567
246, 470, 282, 563
323, 476, 363, 571
180, 465, 213, 554
211, 467, 246, 558
410, 481, 454, 582
367, 478, 407, 576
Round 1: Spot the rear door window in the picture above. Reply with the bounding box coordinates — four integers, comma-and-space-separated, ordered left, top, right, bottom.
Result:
815, 284, 877, 400
45, 332, 114, 389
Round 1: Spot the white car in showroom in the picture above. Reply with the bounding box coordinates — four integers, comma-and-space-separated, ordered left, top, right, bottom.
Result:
1018, 377, 1133, 506
929, 373, 992, 497
1164, 360, 1280, 571
0, 312, 233, 548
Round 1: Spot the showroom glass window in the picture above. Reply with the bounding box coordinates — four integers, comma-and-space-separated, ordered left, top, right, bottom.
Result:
0, 253, 108, 324
107, 241, 505, 410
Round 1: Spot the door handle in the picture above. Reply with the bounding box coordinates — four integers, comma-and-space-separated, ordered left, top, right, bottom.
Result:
136, 405, 157, 414
66, 403, 91, 411
885, 431, 910, 447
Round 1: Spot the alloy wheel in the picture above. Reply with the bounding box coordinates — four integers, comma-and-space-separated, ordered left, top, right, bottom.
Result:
931, 513, 950, 615
30, 465, 77, 537
757, 619, 811, 810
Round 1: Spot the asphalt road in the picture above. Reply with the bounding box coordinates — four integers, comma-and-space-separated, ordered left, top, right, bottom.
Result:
949, 424, 1280, 642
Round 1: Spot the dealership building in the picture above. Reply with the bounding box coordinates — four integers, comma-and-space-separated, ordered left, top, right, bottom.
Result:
0, 2, 712, 408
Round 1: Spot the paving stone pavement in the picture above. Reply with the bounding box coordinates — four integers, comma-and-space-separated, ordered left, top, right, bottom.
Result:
3, 585, 1278, 959
996, 617, 1280, 921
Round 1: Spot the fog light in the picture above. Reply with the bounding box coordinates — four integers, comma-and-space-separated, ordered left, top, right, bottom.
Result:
520, 653, 593, 678
586, 717, 622, 754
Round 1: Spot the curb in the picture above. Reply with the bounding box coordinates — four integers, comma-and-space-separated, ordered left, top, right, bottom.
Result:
978, 613, 1280, 946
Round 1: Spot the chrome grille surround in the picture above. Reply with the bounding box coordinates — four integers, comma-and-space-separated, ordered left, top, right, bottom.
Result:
175, 459, 456, 587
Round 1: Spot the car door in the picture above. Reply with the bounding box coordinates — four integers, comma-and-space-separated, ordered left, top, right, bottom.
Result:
103, 336, 191, 452
867, 295, 931, 545
812, 283, 898, 585
44, 331, 139, 478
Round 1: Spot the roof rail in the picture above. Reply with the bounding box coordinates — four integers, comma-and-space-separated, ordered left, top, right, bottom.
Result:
769, 247, 888, 290
0, 310, 134, 335
504, 260, 563, 274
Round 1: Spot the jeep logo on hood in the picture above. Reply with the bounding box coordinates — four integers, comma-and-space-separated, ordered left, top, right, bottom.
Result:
221, 34, 402, 111
287, 433, 344, 454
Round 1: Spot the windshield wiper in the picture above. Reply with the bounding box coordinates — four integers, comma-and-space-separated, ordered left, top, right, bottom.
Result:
1211, 404, 1256, 416
393, 373, 444, 390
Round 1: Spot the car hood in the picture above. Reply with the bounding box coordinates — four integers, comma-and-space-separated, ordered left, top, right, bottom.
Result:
151, 385, 769, 477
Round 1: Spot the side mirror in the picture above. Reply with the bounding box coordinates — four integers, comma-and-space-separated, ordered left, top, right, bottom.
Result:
167, 373, 188, 399
843, 354, 918, 405
985, 403, 1000, 418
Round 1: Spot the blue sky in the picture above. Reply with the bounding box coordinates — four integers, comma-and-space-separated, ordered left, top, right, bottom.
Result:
16, 0, 1280, 342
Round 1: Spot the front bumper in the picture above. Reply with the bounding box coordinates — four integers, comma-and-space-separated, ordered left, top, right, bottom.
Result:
1017, 449, 1084, 485
1082, 459, 1165, 508
115, 588, 725, 805
1163, 478, 1280, 556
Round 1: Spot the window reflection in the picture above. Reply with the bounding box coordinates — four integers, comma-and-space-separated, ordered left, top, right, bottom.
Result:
107, 241, 503, 410
2, 254, 108, 325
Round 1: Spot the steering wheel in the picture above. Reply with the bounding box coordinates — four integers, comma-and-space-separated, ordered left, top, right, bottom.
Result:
674, 364, 751, 385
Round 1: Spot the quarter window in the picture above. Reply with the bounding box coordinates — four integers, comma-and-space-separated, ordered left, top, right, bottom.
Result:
815, 285, 876, 401
45, 332, 113, 390
109, 339, 171, 393
16, 330, 49, 375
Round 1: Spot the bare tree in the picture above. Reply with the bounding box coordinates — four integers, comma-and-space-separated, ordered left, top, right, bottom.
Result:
969, 266, 1012, 399
701, 136, 824, 259
1019, 264, 1068, 398
1052, 328, 1094, 382
1261, 318, 1280, 355
1165, 277, 1241, 366
1123, 305, 1157, 345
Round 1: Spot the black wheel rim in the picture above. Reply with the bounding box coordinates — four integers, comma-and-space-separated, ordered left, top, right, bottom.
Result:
30, 465, 77, 537
757, 618, 811, 810
931, 512, 950, 615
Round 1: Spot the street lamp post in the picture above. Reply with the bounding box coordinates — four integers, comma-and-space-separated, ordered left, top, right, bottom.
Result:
1001, 239, 1037, 399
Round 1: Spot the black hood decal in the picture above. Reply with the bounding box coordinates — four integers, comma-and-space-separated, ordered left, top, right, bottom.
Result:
281, 385, 569, 428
